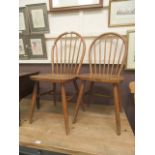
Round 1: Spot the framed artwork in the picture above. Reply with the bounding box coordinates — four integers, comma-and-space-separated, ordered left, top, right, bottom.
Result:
109, 0, 135, 27
19, 7, 29, 34
126, 30, 135, 69
19, 34, 29, 59
28, 34, 47, 59
27, 3, 49, 33
49, 0, 103, 12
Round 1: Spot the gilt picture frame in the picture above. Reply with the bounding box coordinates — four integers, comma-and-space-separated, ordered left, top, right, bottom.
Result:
27, 3, 49, 33
49, 0, 103, 12
126, 30, 135, 69
109, 0, 135, 27
28, 34, 47, 59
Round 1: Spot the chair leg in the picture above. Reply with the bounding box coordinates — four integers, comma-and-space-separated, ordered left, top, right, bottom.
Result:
36, 82, 40, 109
73, 79, 85, 111
61, 83, 70, 135
53, 83, 56, 106
72, 81, 85, 124
113, 84, 121, 135
117, 84, 122, 112
29, 82, 38, 124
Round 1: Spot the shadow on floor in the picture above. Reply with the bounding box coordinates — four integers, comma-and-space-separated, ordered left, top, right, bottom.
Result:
20, 146, 67, 155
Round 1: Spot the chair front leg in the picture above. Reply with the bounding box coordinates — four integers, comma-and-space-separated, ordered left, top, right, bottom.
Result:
117, 84, 122, 112
113, 83, 121, 135
29, 81, 38, 124
61, 83, 70, 135
72, 80, 85, 123
73, 79, 85, 111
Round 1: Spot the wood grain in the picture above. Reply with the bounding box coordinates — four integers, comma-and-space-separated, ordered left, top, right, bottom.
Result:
20, 99, 134, 155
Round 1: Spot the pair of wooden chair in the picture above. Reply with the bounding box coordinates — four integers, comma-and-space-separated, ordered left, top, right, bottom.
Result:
29, 32, 127, 135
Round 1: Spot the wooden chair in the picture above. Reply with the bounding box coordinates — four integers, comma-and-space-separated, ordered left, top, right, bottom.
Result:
72, 32, 128, 135
29, 32, 86, 135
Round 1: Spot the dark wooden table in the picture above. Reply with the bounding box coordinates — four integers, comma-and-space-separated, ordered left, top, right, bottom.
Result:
19, 72, 40, 100
19, 71, 40, 125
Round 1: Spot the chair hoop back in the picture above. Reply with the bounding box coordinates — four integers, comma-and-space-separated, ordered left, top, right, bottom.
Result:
88, 32, 128, 76
51, 32, 86, 75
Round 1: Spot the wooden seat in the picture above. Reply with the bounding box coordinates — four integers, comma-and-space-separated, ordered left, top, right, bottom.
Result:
73, 32, 128, 135
29, 32, 86, 135
31, 73, 77, 83
78, 73, 124, 83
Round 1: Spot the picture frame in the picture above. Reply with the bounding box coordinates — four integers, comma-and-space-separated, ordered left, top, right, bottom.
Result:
109, 0, 135, 27
19, 34, 29, 60
49, 0, 103, 12
19, 7, 29, 34
28, 34, 47, 59
27, 3, 49, 33
126, 30, 135, 69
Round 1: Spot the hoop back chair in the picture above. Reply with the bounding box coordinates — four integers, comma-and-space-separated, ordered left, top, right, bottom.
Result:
29, 32, 86, 135
73, 32, 128, 135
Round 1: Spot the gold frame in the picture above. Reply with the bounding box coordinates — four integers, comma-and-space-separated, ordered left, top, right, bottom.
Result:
49, 0, 103, 12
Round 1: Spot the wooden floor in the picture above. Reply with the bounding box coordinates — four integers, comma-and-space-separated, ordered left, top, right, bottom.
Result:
20, 98, 134, 155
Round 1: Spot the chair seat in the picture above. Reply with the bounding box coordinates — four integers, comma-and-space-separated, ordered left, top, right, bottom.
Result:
78, 73, 124, 83
31, 73, 77, 83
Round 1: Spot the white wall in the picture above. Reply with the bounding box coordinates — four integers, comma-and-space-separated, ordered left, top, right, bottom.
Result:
19, 0, 135, 64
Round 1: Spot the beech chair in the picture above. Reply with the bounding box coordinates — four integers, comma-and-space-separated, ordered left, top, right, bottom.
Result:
29, 32, 86, 135
72, 32, 128, 135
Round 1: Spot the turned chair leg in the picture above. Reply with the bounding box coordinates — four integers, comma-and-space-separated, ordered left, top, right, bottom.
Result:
113, 84, 121, 135
73, 80, 85, 111
29, 82, 38, 124
117, 84, 122, 112
53, 83, 57, 106
72, 81, 85, 123
61, 83, 70, 135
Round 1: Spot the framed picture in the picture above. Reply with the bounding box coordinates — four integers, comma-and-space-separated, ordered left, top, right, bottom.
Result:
19, 7, 29, 34
109, 0, 135, 27
49, 0, 103, 12
19, 34, 29, 59
27, 3, 49, 33
28, 34, 47, 59
126, 30, 135, 69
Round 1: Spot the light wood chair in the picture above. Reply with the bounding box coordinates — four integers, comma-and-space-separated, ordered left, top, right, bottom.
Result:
72, 32, 128, 135
29, 32, 86, 135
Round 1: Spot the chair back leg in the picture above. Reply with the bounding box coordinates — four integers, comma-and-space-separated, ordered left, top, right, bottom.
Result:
113, 84, 121, 135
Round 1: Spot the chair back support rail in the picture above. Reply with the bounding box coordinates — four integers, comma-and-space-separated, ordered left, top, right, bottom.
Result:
89, 32, 128, 77
51, 32, 86, 75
